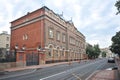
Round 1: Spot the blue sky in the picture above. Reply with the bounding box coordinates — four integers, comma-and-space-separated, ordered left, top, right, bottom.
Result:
0, 0, 120, 48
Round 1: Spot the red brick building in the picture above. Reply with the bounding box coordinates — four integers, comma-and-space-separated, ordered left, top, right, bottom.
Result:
10, 6, 86, 66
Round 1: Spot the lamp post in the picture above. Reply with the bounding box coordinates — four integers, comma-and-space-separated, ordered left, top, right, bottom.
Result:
37, 45, 41, 52
22, 45, 26, 51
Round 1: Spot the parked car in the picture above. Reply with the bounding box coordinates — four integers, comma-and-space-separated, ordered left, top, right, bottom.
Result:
108, 57, 115, 63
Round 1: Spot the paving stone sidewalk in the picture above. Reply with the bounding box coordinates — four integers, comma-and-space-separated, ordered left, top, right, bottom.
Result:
87, 58, 120, 80
88, 70, 115, 80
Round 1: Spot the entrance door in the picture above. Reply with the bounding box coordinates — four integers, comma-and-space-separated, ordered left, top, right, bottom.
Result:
26, 52, 39, 66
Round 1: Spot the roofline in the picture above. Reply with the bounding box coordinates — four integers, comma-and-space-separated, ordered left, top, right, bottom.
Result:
10, 6, 49, 23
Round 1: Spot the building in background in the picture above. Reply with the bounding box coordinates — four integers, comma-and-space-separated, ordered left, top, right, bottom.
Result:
0, 31, 10, 60
10, 6, 86, 66
100, 48, 114, 58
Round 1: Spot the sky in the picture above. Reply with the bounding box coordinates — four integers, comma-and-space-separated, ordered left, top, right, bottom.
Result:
0, 0, 120, 48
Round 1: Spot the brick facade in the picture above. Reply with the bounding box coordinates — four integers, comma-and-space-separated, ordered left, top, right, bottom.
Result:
10, 6, 86, 66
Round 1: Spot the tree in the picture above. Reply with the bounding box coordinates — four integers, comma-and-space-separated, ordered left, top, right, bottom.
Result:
110, 31, 120, 57
101, 51, 106, 57
86, 44, 94, 59
115, 0, 120, 15
86, 43, 101, 59
93, 44, 101, 58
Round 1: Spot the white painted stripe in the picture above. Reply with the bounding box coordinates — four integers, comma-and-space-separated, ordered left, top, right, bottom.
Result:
40, 71, 67, 80
40, 59, 105, 80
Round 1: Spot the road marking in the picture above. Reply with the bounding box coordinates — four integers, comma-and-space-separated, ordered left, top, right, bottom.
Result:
40, 59, 105, 80
40, 71, 66, 80
72, 73, 81, 80
85, 70, 99, 80
0, 69, 37, 80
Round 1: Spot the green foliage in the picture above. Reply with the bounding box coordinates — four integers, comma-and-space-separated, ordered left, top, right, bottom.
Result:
93, 44, 101, 58
115, 0, 120, 15
110, 31, 120, 57
86, 44, 101, 59
101, 51, 106, 57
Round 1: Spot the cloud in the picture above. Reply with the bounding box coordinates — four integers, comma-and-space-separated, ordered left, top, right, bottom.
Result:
115, 26, 120, 32
87, 34, 112, 48
0, 0, 120, 48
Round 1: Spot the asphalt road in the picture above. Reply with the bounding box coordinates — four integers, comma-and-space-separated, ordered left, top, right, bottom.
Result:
0, 58, 116, 80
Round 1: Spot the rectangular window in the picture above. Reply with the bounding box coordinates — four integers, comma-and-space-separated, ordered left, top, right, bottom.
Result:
56, 31, 60, 41
69, 37, 75, 45
62, 34, 66, 42
6, 44, 9, 48
49, 28, 54, 38
6, 37, 9, 41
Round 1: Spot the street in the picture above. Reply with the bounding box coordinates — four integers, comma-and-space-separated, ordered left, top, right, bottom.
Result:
0, 58, 116, 80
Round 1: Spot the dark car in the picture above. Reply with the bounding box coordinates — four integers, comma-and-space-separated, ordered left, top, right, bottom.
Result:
108, 57, 115, 63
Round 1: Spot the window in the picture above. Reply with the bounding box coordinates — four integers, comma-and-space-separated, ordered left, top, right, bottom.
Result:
62, 49, 65, 57
48, 49, 52, 57
6, 44, 9, 48
23, 34, 28, 40
57, 49, 59, 57
56, 31, 60, 41
6, 37, 9, 41
49, 29, 54, 38
76, 41, 79, 46
70, 37, 75, 45
62, 34, 66, 42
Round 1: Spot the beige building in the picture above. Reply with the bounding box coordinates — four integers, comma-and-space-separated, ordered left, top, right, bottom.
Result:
0, 31, 10, 60
100, 48, 114, 58
43, 6, 86, 63
0, 31, 10, 49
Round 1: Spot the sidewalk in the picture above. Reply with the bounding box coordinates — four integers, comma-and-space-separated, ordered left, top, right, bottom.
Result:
87, 58, 120, 80
87, 70, 119, 80
4, 60, 89, 72
4, 61, 69, 72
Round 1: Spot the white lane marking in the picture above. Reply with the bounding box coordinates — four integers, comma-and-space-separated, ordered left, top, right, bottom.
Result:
85, 70, 99, 80
0, 69, 36, 80
40, 71, 66, 80
40, 59, 105, 80
72, 73, 81, 80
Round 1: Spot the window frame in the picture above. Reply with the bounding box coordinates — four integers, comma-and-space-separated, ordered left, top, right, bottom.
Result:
62, 33, 66, 43
56, 31, 60, 41
49, 28, 54, 39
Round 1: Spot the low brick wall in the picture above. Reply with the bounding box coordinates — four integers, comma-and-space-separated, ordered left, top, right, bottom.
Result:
0, 61, 25, 71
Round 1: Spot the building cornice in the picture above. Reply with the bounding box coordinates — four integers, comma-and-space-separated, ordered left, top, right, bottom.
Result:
11, 6, 85, 39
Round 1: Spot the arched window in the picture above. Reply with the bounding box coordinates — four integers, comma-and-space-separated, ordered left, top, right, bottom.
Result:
48, 44, 54, 57
48, 49, 52, 56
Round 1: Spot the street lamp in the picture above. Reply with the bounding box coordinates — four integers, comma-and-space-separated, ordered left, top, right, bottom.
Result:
37, 45, 46, 53
15, 44, 19, 50
37, 45, 41, 52
22, 45, 26, 51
